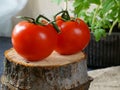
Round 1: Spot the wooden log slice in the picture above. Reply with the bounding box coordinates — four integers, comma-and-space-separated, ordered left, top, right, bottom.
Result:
2, 48, 90, 90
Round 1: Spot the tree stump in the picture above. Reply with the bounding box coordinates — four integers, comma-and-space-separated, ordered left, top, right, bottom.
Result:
1, 48, 92, 90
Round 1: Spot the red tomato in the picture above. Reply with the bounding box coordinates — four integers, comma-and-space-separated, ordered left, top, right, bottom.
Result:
55, 18, 90, 55
12, 21, 57, 61
55, 16, 64, 29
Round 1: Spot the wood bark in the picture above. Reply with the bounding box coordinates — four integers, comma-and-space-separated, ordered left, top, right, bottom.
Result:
1, 48, 91, 90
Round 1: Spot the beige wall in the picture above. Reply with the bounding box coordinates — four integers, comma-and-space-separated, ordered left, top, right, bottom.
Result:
1, 0, 94, 37
12, 0, 64, 26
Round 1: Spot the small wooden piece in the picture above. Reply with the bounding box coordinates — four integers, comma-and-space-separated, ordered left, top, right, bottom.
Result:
2, 48, 91, 90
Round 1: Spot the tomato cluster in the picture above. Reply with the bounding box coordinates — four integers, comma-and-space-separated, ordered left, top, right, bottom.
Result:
12, 11, 90, 61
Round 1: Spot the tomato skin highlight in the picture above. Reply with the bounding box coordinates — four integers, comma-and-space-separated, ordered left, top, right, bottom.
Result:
12, 21, 57, 61
55, 19, 90, 55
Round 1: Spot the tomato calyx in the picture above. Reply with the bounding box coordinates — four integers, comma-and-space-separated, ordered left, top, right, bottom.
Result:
54, 10, 80, 22
36, 15, 50, 25
16, 16, 36, 24
17, 15, 50, 26
54, 10, 82, 25
17, 15, 60, 33
54, 10, 71, 21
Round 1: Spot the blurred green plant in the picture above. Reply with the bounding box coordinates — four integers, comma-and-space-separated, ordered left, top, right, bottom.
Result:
52, 0, 120, 41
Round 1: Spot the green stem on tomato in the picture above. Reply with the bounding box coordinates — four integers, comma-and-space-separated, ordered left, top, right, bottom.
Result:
51, 21, 61, 33
63, 10, 70, 20
108, 18, 118, 35
36, 14, 60, 33
17, 14, 60, 33
36, 15, 51, 22
54, 10, 65, 20
54, 10, 70, 21
35, 15, 51, 25
16, 16, 36, 23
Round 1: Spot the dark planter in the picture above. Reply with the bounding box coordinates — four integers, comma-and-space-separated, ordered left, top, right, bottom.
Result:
85, 32, 120, 68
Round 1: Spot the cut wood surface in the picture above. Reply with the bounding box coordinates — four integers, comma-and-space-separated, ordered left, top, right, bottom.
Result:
4, 48, 86, 67
2, 48, 90, 90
